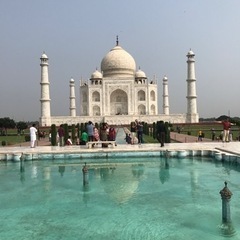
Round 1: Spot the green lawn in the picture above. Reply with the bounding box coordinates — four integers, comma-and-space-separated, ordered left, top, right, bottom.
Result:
174, 123, 239, 140
0, 135, 26, 146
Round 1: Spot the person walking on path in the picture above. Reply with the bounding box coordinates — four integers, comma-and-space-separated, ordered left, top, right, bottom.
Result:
58, 124, 65, 146
30, 124, 38, 148
157, 121, 166, 147
198, 130, 203, 141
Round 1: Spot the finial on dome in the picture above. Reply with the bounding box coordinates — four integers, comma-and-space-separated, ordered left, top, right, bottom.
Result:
116, 35, 119, 46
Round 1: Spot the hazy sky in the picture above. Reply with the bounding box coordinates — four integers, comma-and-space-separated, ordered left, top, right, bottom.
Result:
1, 0, 240, 121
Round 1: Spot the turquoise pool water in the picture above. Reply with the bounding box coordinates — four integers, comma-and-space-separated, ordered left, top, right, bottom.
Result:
1, 157, 240, 240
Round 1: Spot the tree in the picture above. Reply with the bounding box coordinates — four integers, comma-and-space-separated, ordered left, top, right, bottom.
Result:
0, 117, 16, 135
51, 124, 57, 146
71, 124, 76, 144
63, 124, 69, 144
16, 121, 28, 134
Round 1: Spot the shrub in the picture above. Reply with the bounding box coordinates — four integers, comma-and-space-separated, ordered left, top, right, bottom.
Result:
63, 124, 69, 144
2, 140, 6, 146
25, 135, 30, 142
51, 124, 57, 146
71, 124, 76, 144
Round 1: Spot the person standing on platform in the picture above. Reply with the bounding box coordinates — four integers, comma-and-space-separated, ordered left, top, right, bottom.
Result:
221, 118, 232, 142
130, 121, 136, 144
93, 127, 100, 141
157, 121, 166, 147
80, 130, 88, 145
30, 124, 38, 148
198, 130, 203, 141
108, 127, 116, 141
86, 121, 94, 142
135, 120, 143, 144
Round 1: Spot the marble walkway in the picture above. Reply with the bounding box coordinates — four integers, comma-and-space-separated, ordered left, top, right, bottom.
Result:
0, 128, 240, 157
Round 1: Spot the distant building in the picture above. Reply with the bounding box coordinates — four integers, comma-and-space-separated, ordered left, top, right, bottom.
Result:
39, 38, 198, 126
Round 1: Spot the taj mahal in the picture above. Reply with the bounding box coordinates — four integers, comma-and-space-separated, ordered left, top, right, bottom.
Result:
39, 38, 199, 127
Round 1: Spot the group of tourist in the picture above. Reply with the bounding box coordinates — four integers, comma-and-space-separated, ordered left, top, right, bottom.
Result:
199, 118, 233, 142
28, 117, 236, 148
29, 122, 116, 148
126, 119, 166, 147
81, 121, 116, 147
126, 120, 144, 145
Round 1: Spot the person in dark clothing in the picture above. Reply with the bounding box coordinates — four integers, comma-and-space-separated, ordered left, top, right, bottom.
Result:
157, 121, 166, 147
135, 120, 143, 144
108, 127, 116, 141
125, 133, 132, 144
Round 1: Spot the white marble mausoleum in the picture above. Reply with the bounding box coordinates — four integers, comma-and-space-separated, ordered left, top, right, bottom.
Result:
39, 39, 199, 126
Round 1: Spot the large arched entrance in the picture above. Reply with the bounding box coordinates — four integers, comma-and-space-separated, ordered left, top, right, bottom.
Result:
110, 89, 128, 115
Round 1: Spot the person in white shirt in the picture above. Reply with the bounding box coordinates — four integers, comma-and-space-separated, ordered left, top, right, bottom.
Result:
30, 124, 38, 148
66, 136, 73, 145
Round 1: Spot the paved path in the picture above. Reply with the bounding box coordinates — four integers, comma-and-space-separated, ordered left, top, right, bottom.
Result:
170, 132, 212, 143
1, 128, 240, 158
10, 128, 211, 148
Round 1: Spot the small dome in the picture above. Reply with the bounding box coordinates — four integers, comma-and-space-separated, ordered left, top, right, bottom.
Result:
101, 45, 136, 78
41, 52, 48, 59
90, 69, 102, 79
187, 49, 195, 56
163, 76, 168, 81
135, 69, 146, 79
70, 78, 74, 83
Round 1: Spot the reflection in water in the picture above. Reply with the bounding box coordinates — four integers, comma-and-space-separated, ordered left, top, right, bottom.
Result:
219, 222, 236, 237
20, 160, 25, 173
82, 163, 89, 186
43, 167, 51, 192
190, 168, 199, 200
31, 164, 38, 179
82, 185, 90, 206
100, 167, 139, 204
159, 158, 170, 184
3, 158, 240, 239
131, 164, 144, 178
58, 166, 65, 177
20, 160, 25, 183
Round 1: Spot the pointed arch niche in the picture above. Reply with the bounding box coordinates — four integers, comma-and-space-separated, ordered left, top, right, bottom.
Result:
138, 104, 146, 115
138, 90, 146, 101
82, 92, 87, 102
93, 105, 100, 116
150, 104, 156, 114
150, 90, 155, 101
110, 89, 128, 115
92, 91, 100, 102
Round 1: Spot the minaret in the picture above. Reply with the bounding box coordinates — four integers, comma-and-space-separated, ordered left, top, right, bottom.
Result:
162, 76, 169, 115
40, 52, 51, 126
69, 78, 76, 117
186, 49, 199, 123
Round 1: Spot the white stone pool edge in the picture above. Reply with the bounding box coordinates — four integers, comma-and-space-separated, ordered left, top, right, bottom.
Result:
1, 142, 240, 163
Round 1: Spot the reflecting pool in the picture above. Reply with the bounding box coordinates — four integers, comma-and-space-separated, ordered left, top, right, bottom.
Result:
1, 157, 240, 240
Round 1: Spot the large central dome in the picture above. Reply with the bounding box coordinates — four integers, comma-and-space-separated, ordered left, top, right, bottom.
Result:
101, 45, 136, 78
